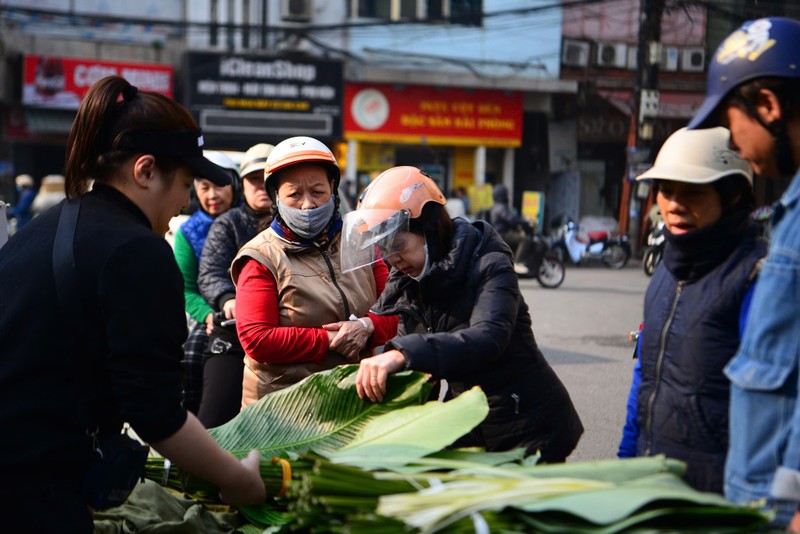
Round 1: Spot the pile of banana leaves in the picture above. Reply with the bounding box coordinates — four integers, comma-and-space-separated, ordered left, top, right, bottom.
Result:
144, 365, 771, 533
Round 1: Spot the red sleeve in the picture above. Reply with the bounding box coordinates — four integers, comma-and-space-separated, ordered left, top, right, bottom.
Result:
372, 254, 390, 295
235, 259, 329, 364
368, 257, 398, 347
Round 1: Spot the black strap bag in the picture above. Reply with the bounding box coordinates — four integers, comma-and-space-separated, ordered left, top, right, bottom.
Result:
54, 198, 150, 510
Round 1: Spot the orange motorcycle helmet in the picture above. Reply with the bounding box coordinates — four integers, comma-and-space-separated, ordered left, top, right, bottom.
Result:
340, 166, 445, 272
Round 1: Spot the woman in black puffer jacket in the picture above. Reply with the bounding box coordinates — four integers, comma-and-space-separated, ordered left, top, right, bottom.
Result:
341, 167, 583, 462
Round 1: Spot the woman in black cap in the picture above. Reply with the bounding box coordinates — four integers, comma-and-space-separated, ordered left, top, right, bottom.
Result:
0, 76, 264, 532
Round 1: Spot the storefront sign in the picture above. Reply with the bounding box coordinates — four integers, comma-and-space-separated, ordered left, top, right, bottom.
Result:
23, 55, 173, 109
185, 53, 343, 137
345, 83, 523, 147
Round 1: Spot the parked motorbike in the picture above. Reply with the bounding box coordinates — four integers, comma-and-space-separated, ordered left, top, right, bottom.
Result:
550, 219, 631, 269
516, 232, 565, 289
642, 220, 665, 277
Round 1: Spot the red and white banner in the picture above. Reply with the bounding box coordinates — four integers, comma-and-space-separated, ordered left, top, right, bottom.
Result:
345, 83, 523, 147
23, 55, 173, 109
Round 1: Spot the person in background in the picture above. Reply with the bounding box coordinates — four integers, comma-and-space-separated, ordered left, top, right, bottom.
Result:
196, 143, 274, 427
231, 136, 398, 405
0, 76, 264, 533
444, 189, 467, 219
7, 173, 37, 230
489, 183, 533, 275
685, 16, 800, 529
173, 151, 238, 414
618, 127, 766, 493
341, 166, 583, 461
456, 186, 471, 215
31, 174, 67, 216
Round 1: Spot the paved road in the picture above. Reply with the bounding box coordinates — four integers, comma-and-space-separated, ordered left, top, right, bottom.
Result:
517, 260, 650, 462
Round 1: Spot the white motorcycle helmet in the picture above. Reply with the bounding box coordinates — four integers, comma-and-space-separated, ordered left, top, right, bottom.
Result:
636, 127, 753, 185
263, 136, 340, 203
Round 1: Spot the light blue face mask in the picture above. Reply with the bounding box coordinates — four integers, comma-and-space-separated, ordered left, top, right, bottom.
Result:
277, 196, 335, 239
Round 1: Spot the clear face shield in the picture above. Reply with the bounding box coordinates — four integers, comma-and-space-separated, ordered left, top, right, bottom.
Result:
340, 209, 411, 273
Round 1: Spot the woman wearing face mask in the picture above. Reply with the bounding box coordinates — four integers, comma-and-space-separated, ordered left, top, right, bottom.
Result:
231, 136, 398, 405
618, 127, 767, 493
340, 166, 583, 461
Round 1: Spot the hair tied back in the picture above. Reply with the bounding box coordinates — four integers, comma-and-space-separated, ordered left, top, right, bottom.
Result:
120, 84, 138, 103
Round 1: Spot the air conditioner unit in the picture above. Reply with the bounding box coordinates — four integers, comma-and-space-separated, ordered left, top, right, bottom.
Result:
281, 0, 312, 21
626, 46, 638, 70
661, 47, 679, 72
562, 39, 590, 67
595, 42, 628, 68
681, 47, 706, 72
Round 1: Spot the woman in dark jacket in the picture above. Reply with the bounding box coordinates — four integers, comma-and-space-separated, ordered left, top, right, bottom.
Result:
196, 143, 274, 427
618, 127, 767, 493
341, 166, 583, 461
0, 76, 264, 532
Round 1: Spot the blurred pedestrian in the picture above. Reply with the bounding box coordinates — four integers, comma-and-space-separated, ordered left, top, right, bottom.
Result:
32, 174, 66, 216
489, 184, 533, 275
7, 173, 37, 230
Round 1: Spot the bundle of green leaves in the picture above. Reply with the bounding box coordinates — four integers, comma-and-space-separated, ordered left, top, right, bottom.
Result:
145, 365, 771, 533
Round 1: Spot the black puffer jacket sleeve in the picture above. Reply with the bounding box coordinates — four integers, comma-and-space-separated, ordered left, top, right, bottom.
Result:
199, 207, 260, 311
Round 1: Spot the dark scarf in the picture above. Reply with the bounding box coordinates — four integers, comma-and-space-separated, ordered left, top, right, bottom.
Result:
663, 206, 751, 282
269, 209, 343, 248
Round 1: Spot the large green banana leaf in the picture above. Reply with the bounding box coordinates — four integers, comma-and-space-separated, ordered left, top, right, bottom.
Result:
324, 386, 489, 468
207, 365, 433, 457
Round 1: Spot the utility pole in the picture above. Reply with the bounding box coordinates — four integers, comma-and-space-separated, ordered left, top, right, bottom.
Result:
619, 0, 664, 253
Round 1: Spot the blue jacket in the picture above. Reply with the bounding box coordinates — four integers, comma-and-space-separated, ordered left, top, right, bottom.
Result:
725, 170, 800, 527
619, 219, 766, 493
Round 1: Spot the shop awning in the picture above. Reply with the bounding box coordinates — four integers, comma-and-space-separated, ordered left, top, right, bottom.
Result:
598, 90, 706, 120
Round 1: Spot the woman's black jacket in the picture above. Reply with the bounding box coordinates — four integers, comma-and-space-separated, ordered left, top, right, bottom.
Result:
373, 218, 583, 461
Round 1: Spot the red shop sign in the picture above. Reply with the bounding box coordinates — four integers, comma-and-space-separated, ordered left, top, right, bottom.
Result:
23, 55, 173, 110
345, 83, 523, 147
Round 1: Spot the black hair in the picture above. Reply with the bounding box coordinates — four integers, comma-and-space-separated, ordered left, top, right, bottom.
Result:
65, 76, 196, 197
713, 174, 756, 214
409, 202, 454, 264
728, 77, 800, 122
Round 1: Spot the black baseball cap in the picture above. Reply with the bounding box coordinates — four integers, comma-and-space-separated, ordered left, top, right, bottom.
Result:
115, 129, 231, 186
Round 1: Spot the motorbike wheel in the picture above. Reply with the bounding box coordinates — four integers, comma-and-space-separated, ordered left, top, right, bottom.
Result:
603, 244, 630, 269
536, 253, 565, 289
642, 247, 661, 277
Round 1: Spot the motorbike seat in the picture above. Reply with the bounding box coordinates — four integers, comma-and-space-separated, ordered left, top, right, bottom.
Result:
587, 230, 609, 241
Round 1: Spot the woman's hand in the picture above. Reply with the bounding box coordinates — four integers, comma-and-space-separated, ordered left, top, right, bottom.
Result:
204, 312, 215, 335
218, 449, 266, 506
787, 510, 800, 533
323, 318, 372, 361
356, 350, 406, 402
222, 298, 236, 320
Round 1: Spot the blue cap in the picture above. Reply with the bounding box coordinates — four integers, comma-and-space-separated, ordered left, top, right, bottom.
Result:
688, 17, 800, 129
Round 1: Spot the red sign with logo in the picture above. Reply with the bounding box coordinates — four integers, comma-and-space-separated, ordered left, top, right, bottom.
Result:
23, 55, 173, 109
345, 83, 523, 147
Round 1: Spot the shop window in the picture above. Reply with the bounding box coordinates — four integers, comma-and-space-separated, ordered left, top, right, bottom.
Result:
350, 0, 482, 25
